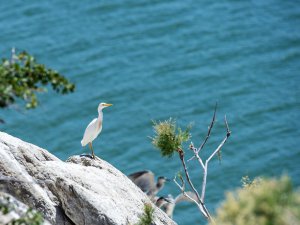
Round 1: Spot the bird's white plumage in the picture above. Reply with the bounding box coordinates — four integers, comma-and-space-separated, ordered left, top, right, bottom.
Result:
81, 102, 112, 148
81, 118, 102, 146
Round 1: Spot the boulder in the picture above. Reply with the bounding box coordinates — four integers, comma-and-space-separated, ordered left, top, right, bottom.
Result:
0, 132, 176, 225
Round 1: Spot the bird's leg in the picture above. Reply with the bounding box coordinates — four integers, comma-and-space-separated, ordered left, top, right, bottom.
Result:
89, 142, 95, 159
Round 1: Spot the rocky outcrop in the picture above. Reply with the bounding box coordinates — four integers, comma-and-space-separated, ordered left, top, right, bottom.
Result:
0, 132, 176, 225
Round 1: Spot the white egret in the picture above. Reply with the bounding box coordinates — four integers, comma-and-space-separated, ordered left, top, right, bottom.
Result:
81, 102, 112, 159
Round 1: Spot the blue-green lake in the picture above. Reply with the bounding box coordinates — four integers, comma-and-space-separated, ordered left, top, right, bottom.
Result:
1, 1, 299, 224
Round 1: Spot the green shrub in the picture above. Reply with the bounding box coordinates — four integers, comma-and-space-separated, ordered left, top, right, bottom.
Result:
136, 203, 154, 225
151, 118, 191, 157
0, 49, 75, 109
212, 176, 300, 225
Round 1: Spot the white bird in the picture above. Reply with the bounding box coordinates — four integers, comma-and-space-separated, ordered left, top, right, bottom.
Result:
81, 102, 112, 159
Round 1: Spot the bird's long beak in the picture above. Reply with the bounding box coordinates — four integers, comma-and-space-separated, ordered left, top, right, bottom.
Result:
103, 103, 113, 107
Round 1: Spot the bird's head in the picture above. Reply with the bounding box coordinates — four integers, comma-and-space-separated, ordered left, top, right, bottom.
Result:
155, 196, 172, 208
157, 176, 170, 187
98, 102, 113, 112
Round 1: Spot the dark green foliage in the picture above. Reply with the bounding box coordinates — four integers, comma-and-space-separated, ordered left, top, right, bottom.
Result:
136, 203, 154, 225
0, 49, 75, 109
151, 118, 191, 157
212, 176, 300, 225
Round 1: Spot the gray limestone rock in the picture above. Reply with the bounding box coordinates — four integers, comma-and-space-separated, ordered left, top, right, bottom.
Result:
0, 132, 176, 225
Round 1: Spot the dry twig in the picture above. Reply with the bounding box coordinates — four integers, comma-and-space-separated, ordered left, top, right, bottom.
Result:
175, 105, 231, 221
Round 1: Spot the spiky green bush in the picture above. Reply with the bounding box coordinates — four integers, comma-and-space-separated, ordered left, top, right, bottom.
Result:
136, 203, 154, 225
212, 176, 300, 225
151, 118, 191, 157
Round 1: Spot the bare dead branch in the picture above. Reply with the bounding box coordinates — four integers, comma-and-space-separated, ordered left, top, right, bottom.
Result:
200, 164, 207, 202
207, 115, 231, 163
188, 103, 218, 162
225, 115, 231, 137
173, 176, 208, 218
174, 177, 198, 205
173, 106, 231, 223
178, 173, 185, 189
201, 115, 231, 203
178, 149, 201, 201
197, 102, 217, 153
188, 143, 205, 169
178, 149, 211, 219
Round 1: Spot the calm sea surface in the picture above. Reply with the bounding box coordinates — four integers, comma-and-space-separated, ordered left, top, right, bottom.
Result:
1, 1, 300, 224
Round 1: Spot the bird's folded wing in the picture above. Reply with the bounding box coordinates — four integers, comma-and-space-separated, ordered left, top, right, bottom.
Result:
128, 170, 155, 193
175, 191, 198, 204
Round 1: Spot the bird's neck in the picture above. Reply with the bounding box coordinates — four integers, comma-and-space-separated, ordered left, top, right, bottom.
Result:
156, 201, 164, 208
98, 110, 103, 120
156, 182, 164, 191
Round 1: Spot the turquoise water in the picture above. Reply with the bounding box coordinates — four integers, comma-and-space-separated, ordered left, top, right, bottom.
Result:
1, 1, 300, 224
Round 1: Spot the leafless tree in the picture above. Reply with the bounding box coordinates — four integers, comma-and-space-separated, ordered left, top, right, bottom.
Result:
173, 105, 231, 222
